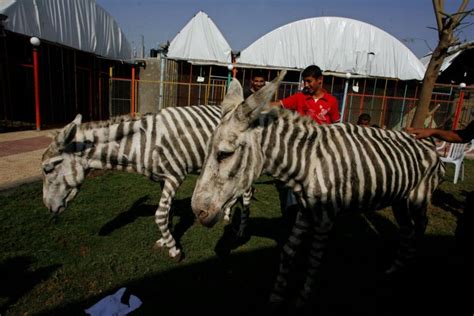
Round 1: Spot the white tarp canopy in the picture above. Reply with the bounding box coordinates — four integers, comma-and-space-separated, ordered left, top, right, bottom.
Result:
167, 11, 232, 64
0, 0, 132, 60
238, 17, 426, 80
420, 51, 462, 72
419, 42, 471, 72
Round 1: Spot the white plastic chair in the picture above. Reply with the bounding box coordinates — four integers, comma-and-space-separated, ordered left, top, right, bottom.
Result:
437, 140, 473, 184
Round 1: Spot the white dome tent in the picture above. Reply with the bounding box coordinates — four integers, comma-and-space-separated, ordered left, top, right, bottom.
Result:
167, 11, 232, 64
238, 16, 426, 80
162, 11, 234, 109
0, 0, 131, 60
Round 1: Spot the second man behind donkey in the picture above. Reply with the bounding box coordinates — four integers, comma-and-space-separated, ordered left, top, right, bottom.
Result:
357, 113, 371, 126
243, 70, 266, 99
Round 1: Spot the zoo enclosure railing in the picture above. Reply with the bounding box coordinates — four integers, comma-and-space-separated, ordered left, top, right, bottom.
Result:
110, 76, 473, 131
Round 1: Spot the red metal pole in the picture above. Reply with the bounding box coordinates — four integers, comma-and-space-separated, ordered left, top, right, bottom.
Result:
32, 47, 41, 130
131, 66, 135, 117
452, 90, 465, 129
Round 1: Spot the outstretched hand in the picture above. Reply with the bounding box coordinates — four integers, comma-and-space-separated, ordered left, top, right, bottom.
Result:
406, 127, 435, 139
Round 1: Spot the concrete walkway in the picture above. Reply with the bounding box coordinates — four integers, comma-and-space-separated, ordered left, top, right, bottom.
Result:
0, 129, 56, 191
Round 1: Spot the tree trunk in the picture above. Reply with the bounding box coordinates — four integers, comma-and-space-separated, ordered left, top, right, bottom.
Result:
411, 0, 471, 128
411, 33, 451, 128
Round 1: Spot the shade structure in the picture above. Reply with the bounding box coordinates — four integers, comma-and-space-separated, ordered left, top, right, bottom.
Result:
0, 0, 132, 60
238, 16, 426, 80
167, 11, 232, 64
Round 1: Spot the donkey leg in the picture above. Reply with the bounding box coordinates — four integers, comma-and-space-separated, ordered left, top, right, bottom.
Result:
295, 219, 333, 307
270, 209, 311, 304
386, 200, 419, 274
235, 187, 254, 238
223, 207, 232, 222
154, 178, 183, 260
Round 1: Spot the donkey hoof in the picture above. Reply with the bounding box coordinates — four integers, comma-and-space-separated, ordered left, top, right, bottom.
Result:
170, 250, 184, 262
153, 239, 166, 250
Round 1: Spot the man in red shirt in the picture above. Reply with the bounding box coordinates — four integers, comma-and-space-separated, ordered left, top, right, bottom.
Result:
273, 65, 340, 124
270, 65, 341, 229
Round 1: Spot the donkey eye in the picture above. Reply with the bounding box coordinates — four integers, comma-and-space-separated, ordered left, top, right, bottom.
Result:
42, 157, 64, 174
216, 151, 234, 163
43, 164, 55, 174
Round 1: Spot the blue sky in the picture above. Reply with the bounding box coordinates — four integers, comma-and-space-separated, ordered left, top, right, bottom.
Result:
95, 0, 473, 58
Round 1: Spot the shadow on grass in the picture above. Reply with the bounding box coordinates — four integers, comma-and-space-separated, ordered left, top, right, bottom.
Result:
6, 187, 471, 316
37, 228, 471, 316
98, 196, 196, 249
0, 256, 61, 314
98, 195, 153, 236
431, 189, 473, 258
431, 189, 465, 217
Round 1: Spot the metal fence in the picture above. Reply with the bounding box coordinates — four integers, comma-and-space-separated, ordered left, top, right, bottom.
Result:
109, 75, 473, 131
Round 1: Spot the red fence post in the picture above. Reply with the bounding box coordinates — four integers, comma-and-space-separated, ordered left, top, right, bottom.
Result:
452, 83, 466, 129
131, 66, 136, 117
30, 37, 41, 130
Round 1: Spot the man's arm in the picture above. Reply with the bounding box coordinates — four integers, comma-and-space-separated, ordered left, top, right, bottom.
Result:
271, 93, 298, 110
329, 97, 341, 123
407, 127, 464, 143
270, 101, 282, 107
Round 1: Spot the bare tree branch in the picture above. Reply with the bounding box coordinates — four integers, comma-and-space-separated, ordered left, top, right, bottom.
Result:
454, 9, 474, 25
432, 0, 444, 32
449, 9, 473, 17
446, 41, 474, 56
453, 0, 470, 25
456, 21, 474, 32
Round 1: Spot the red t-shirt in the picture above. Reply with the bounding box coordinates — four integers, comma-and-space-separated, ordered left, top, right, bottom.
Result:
280, 91, 340, 124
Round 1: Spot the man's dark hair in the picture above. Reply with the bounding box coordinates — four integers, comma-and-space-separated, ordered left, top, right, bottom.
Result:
302, 65, 323, 79
251, 70, 265, 80
357, 113, 371, 123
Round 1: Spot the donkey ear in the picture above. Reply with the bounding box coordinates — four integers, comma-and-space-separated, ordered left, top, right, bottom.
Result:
56, 114, 81, 148
72, 113, 82, 125
220, 78, 244, 117
236, 70, 286, 124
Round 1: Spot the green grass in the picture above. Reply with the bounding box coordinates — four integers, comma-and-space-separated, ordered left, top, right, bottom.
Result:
1, 161, 472, 316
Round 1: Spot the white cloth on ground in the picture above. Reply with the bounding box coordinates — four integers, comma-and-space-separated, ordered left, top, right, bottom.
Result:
84, 287, 142, 316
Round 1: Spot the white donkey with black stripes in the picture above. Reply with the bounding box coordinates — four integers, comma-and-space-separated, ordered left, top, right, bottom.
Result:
191, 71, 444, 307
42, 106, 253, 261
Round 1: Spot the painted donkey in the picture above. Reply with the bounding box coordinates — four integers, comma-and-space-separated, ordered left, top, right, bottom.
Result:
42, 106, 252, 261
191, 72, 444, 306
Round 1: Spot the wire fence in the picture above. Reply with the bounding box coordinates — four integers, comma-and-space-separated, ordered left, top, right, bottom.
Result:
109, 77, 473, 131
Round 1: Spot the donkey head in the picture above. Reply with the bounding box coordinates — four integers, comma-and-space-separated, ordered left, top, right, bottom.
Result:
42, 114, 87, 214
191, 70, 286, 227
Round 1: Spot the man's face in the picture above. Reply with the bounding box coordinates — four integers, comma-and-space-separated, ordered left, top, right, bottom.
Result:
251, 76, 265, 91
302, 75, 323, 95
359, 120, 370, 126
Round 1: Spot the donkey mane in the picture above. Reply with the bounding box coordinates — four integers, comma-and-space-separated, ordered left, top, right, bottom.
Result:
258, 106, 324, 131
43, 113, 156, 160
78, 113, 148, 131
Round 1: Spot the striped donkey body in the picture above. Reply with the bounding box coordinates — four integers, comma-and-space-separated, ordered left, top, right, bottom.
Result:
42, 106, 251, 260
192, 73, 444, 307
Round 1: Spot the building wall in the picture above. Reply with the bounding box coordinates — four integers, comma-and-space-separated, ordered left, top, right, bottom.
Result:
0, 31, 133, 131
137, 58, 161, 114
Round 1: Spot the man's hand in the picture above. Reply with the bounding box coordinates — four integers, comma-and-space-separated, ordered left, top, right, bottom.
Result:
406, 127, 435, 139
